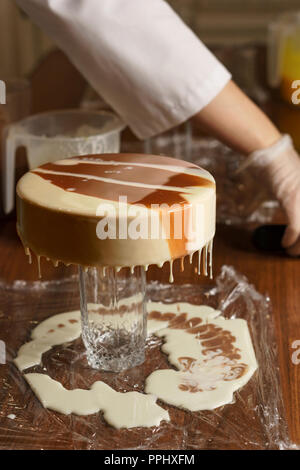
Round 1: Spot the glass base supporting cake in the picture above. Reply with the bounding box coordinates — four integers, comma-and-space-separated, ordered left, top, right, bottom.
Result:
79, 266, 147, 372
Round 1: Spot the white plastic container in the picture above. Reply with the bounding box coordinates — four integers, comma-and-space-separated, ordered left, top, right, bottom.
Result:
2, 109, 125, 214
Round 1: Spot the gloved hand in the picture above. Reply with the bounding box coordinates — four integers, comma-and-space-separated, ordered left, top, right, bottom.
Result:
238, 134, 300, 256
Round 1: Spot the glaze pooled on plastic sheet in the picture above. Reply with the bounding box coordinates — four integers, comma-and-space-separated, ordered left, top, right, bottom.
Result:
0, 266, 295, 449
15, 299, 257, 426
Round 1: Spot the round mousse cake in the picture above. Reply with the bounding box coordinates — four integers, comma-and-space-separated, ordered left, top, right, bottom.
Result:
16, 153, 216, 269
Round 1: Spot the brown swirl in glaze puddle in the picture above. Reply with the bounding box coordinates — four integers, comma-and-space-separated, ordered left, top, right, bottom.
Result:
148, 310, 248, 393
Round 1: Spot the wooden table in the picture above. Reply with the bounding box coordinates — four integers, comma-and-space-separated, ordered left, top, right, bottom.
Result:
0, 217, 299, 447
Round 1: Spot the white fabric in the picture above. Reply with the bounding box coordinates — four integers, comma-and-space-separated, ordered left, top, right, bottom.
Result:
16, 0, 231, 139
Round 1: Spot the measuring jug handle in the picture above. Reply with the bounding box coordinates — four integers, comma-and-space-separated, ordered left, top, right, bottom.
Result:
2, 124, 25, 214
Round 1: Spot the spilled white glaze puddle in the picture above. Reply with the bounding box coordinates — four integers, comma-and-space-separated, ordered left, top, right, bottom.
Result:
15, 301, 257, 428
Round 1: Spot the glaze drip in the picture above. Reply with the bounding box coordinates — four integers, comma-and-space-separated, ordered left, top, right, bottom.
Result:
23, 238, 213, 283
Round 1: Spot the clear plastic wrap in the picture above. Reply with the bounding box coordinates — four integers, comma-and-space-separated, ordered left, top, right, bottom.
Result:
0, 266, 296, 450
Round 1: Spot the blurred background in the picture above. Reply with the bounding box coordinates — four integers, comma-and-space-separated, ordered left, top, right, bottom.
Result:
1, 0, 299, 75
1, 0, 300, 224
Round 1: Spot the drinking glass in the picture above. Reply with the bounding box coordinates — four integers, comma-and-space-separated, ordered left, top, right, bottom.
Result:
79, 266, 147, 372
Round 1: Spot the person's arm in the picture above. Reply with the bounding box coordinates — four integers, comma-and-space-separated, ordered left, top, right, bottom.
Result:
192, 80, 281, 154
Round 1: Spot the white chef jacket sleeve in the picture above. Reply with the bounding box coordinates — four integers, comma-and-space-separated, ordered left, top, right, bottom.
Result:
16, 0, 231, 139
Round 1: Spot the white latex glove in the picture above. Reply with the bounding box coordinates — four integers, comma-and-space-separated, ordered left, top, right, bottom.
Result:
238, 135, 300, 256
